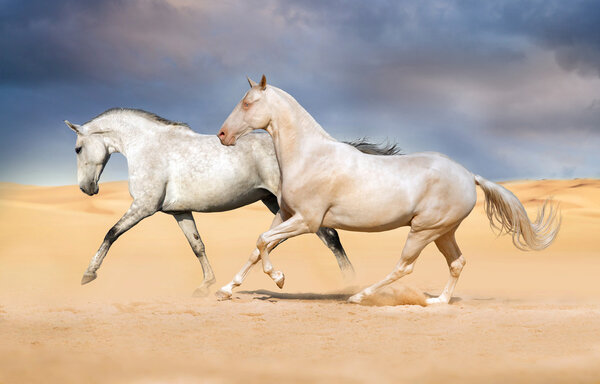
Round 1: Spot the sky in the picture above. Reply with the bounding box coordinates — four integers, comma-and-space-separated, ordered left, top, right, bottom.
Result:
1, 0, 599, 185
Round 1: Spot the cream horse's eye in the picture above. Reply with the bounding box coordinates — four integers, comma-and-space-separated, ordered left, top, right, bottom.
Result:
243, 102, 250, 109
75, 147, 82, 154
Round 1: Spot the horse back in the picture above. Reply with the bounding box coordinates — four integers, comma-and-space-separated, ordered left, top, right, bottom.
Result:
154, 132, 279, 212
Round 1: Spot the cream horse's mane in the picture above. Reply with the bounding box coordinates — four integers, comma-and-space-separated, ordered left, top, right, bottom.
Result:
272, 87, 402, 156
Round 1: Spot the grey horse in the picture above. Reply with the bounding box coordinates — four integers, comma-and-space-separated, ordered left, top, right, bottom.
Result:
65, 108, 396, 295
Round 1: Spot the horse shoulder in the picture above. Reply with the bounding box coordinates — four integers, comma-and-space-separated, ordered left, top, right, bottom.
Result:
242, 134, 280, 194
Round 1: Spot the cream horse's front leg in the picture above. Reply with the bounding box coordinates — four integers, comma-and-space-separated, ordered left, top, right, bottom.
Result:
216, 212, 284, 300
256, 214, 311, 287
216, 213, 310, 300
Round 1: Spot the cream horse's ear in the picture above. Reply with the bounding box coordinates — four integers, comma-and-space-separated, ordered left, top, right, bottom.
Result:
64, 120, 82, 134
259, 74, 267, 90
247, 76, 257, 88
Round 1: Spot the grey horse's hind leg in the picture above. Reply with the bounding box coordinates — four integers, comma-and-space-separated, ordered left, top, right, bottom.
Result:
260, 194, 283, 215
260, 195, 355, 280
173, 212, 216, 297
315, 227, 355, 280
81, 202, 154, 284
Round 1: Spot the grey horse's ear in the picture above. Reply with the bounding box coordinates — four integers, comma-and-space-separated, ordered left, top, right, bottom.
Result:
247, 76, 257, 88
64, 120, 81, 134
259, 74, 267, 90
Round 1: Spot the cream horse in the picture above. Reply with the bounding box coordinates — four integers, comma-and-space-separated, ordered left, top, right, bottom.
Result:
216, 75, 560, 304
66, 108, 388, 295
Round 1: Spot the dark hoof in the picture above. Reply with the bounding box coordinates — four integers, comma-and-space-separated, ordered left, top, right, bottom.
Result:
342, 268, 357, 283
81, 272, 97, 285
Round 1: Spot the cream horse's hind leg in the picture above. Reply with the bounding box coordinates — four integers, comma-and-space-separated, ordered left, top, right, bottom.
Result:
216, 214, 311, 300
348, 228, 439, 304
261, 195, 354, 281
426, 229, 466, 305
173, 212, 216, 297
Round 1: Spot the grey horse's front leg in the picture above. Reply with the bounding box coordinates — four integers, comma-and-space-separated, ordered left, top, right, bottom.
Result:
81, 202, 154, 284
315, 227, 355, 281
173, 212, 216, 297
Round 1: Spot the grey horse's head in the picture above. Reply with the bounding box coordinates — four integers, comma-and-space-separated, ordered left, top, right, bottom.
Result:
65, 120, 110, 195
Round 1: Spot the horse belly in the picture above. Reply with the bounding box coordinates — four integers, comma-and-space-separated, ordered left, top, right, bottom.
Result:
316, 179, 415, 232
161, 176, 270, 213
322, 199, 414, 232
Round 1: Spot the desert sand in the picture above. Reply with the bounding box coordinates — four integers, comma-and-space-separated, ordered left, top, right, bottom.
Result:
1, 179, 599, 383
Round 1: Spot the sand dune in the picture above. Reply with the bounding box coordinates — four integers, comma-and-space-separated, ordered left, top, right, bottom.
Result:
1, 179, 599, 383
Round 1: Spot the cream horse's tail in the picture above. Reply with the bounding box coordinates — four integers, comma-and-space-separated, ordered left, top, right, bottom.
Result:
474, 175, 560, 251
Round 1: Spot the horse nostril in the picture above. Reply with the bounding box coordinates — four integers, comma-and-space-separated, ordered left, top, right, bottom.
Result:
218, 131, 225, 137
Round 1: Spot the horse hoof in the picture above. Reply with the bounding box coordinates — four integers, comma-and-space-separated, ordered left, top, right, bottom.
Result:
192, 286, 210, 297
272, 271, 285, 289
81, 272, 97, 285
347, 293, 364, 304
215, 288, 232, 301
342, 268, 356, 284
425, 296, 447, 305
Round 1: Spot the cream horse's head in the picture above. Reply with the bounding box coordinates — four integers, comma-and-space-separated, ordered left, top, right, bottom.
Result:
65, 120, 110, 195
218, 75, 272, 146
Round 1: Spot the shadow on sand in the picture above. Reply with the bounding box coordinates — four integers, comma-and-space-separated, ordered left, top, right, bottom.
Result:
238, 289, 354, 302
239, 289, 479, 306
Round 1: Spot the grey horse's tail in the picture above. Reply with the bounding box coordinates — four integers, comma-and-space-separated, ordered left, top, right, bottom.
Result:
345, 138, 402, 156
475, 175, 560, 251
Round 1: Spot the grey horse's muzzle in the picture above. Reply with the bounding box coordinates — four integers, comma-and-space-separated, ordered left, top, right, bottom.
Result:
79, 183, 99, 196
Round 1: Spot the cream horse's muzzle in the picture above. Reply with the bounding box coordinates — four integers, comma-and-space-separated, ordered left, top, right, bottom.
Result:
217, 126, 237, 146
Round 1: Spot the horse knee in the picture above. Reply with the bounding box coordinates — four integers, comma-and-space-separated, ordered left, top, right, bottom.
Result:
449, 256, 466, 277
248, 249, 261, 263
191, 241, 205, 254
104, 227, 119, 242
257, 234, 268, 250
392, 262, 414, 279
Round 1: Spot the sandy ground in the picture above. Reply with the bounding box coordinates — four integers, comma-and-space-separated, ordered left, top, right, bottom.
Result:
1, 179, 599, 383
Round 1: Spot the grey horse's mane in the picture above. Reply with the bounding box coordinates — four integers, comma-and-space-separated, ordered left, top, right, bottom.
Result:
344, 138, 402, 156
87, 109, 400, 156
88, 108, 191, 129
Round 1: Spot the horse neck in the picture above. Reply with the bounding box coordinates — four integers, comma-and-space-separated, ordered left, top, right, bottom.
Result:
267, 92, 335, 173
89, 113, 158, 157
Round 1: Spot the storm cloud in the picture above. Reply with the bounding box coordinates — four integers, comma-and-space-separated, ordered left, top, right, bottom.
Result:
0, 0, 598, 184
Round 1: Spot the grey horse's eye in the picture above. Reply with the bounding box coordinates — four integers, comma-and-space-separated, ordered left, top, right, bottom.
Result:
75, 147, 82, 154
